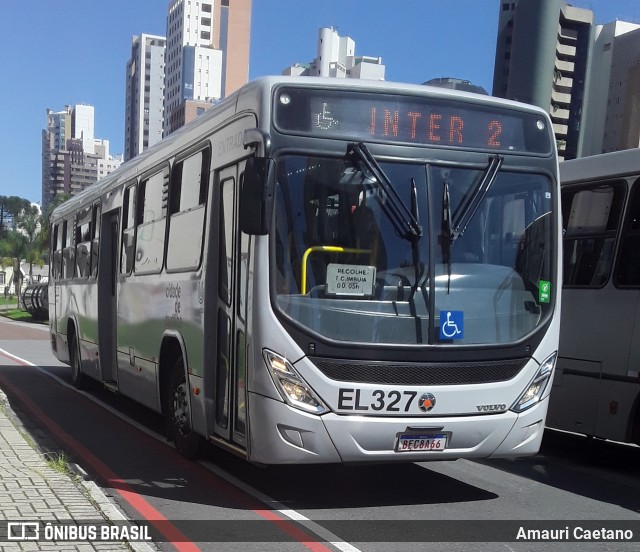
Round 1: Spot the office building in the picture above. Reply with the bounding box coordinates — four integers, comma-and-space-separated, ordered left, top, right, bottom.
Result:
125, 34, 166, 161
73, 104, 95, 155
163, 0, 252, 137
493, 0, 593, 160
283, 27, 385, 80
214, 0, 252, 96
42, 105, 122, 211
581, 21, 640, 155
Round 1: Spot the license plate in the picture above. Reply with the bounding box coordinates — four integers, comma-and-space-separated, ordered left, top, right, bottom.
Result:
396, 433, 447, 452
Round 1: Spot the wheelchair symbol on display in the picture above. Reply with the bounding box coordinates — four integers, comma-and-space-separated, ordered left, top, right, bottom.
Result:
440, 311, 464, 340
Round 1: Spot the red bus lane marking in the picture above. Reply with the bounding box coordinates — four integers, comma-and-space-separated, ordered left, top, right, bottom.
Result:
0, 370, 198, 552
0, 350, 335, 552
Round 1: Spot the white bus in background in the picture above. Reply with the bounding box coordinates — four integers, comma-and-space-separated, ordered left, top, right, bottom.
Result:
49, 76, 561, 463
547, 149, 640, 445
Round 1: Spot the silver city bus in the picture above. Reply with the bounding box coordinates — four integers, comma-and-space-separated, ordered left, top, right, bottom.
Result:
49, 77, 561, 463
547, 149, 640, 445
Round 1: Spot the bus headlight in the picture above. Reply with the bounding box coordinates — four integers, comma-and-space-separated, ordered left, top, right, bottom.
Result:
263, 350, 328, 415
511, 352, 557, 413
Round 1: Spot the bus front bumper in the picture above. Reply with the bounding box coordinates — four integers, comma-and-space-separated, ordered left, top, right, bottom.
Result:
247, 393, 548, 464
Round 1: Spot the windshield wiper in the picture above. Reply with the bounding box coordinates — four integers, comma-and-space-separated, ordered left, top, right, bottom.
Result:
450, 154, 503, 241
345, 142, 422, 241
440, 178, 453, 294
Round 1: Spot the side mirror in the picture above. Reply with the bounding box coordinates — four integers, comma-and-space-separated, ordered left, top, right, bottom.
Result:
240, 156, 275, 235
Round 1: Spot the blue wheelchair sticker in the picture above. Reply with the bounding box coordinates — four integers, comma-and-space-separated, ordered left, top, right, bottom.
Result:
440, 310, 464, 340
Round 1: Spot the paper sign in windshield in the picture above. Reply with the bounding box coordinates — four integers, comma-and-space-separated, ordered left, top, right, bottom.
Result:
326, 264, 376, 296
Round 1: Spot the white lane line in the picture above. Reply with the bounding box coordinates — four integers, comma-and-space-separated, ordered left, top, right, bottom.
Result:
0, 346, 363, 552
200, 458, 363, 552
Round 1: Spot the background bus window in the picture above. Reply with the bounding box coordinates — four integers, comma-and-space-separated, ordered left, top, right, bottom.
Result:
135, 168, 168, 274
486, 194, 526, 267
62, 218, 76, 280
121, 184, 136, 275
615, 178, 640, 286
562, 182, 624, 287
166, 149, 209, 272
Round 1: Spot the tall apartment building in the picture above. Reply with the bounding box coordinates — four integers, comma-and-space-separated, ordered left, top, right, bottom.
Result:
73, 104, 95, 155
214, 0, 252, 96
581, 21, 640, 155
42, 105, 122, 211
493, 0, 593, 160
124, 34, 166, 161
163, 0, 252, 137
282, 27, 386, 80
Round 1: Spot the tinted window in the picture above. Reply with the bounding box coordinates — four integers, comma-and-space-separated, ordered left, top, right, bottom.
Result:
562, 181, 624, 287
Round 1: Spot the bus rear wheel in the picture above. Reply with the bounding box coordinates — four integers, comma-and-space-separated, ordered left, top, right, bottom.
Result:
69, 332, 87, 390
166, 357, 201, 458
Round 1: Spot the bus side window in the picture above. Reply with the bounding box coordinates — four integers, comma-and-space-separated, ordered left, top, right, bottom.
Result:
562, 182, 624, 287
135, 168, 168, 275
615, 179, 640, 286
75, 206, 92, 279
51, 224, 62, 280
62, 218, 76, 280
121, 184, 136, 275
90, 203, 101, 279
166, 148, 210, 272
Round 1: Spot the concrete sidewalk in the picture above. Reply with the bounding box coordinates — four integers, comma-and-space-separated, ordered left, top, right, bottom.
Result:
0, 389, 156, 552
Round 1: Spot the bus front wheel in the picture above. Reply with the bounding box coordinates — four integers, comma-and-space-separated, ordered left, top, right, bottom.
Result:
166, 357, 201, 458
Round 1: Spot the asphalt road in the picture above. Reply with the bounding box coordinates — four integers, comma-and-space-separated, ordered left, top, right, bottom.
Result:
1, 315, 639, 552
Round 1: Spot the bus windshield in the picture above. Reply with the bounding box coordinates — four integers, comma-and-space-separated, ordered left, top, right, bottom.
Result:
273, 153, 554, 345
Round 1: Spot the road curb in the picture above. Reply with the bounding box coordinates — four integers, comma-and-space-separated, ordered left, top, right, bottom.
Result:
0, 388, 158, 552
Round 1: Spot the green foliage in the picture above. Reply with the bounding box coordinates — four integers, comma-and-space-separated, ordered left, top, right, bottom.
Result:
39, 193, 71, 249
0, 309, 32, 322
0, 195, 32, 239
0, 196, 50, 302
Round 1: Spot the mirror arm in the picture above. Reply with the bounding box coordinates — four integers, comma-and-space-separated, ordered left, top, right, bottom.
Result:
243, 128, 272, 158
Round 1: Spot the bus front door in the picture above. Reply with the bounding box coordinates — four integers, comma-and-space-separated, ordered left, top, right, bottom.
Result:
206, 162, 248, 450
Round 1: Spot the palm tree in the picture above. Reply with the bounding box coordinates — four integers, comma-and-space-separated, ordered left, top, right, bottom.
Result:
16, 205, 45, 283
0, 231, 28, 304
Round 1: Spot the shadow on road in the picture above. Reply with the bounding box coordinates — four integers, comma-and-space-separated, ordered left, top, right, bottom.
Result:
476, 428, 640, 513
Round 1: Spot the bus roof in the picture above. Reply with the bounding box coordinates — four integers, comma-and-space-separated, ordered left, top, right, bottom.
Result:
560, 149, 640, 184
51, 76, 551, 220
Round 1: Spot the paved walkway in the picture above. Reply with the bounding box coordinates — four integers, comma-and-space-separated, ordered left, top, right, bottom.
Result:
0, 388, 155, 552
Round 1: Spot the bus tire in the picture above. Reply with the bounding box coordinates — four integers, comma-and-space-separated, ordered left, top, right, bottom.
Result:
166, 357, 201, 458
69, 332, 87, 390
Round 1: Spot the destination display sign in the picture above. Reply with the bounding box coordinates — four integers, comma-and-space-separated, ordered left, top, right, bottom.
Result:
274, 86, 552, 155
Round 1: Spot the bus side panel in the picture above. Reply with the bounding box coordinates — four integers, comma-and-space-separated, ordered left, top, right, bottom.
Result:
549, 286, 638, 438
77, 281, 100, 379
53, 284, 72, 364
547, 362, 600, 436
595, 378, 640, 442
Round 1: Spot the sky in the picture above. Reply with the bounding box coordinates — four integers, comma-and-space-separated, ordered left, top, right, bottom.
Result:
2, 0, 639, 204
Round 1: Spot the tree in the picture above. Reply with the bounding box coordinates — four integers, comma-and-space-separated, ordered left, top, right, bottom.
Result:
0, 196, 31, 240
